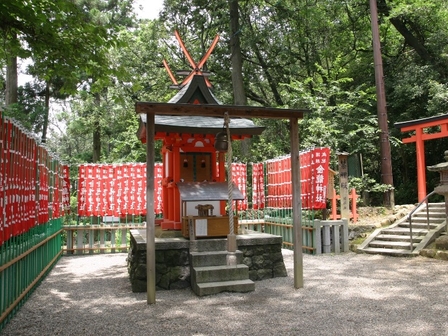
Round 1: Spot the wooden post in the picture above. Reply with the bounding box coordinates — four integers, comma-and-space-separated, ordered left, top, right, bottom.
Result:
290, 117, 303, 289
146, 112, 156, 304
322, 224, 331, 253
77, 228, 83, 255
332, 222, 340, 253
313, 220, 322, 255
121, 228, 127, 252
111, 229, 116, 253
337, 152, 350, 220
100, 230, 105, 254
342, 219, 349, 252
350, 189, 359, 223
67, 230, 73, 254
88, 228, 94, 254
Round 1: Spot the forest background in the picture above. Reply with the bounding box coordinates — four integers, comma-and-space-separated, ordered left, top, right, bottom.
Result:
1, 0, 448, 206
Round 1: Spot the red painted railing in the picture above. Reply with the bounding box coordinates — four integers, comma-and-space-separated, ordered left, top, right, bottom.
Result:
329, 188, 359, 223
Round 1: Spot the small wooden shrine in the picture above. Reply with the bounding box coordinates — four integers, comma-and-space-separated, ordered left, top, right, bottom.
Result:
136, 36, 309, 302
136, 32, 264, 235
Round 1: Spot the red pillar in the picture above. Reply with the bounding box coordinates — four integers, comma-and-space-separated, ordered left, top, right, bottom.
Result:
415, 127, 427, 202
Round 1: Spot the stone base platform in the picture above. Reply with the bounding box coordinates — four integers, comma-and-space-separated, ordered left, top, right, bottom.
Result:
127, 229, 288, 292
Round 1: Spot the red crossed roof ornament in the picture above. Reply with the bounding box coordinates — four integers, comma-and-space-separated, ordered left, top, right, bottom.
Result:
163, 30, 219, 89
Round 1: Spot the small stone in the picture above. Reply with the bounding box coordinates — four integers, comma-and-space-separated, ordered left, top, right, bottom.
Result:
436, 250, 448, 260
380, 219, 391, 227
243, 257, 252, 267
426, 249, 436, 258
435, 235, 448, 250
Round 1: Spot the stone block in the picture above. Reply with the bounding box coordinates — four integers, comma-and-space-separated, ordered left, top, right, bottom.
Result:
436, 250, 448, 260
273, 263, 287, 277
256, 269, 273, 280
134, 264, 147, 280
435, 235, 448, 250
131, 279, 147, 293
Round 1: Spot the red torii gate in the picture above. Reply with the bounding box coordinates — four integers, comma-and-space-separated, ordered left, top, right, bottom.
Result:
395, 114, 448, 202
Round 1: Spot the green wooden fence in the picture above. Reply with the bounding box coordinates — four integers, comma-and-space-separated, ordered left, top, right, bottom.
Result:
0, 218, 62, 331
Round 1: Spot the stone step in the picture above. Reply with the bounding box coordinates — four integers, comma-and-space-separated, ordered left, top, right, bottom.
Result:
406, 214, 446, 221
412, 212, 446, 219
359, 203, 445, 257
398, 222, 440, 229
189, 238, 227, 252
193, 279, 255, 296
359, 247, 414, 257
193, 264, 249, 283
407, 215, 446, 222
369, 240, 417, 249
375, 234, 423, 242
382, 227, 428, 236
427, 203, 445, 209
190, 250, 243, 267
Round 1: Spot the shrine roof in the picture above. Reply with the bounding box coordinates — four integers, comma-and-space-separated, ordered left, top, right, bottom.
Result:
395, 113, 448, 129
168, 75, 221, 105
177, 182, 245, 201
139, 114, 264, 136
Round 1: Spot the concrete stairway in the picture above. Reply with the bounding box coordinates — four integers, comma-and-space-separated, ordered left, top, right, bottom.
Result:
189, 239, 255, 296
357, 203, 446, 256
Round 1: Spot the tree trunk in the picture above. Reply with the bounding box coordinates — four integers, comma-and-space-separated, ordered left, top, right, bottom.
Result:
41, 81, 50, 143
229, 0, 247, 106
5, 56, 18, 106
92, 93, 101, 163
370, 0, 394, 208
229, 0, 251, 156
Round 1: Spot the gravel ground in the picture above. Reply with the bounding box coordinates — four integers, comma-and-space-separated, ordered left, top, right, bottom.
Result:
2, 250, 448, 336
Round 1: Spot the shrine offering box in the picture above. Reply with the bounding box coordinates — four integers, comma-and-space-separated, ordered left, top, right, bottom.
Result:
181, 216, 239, 238
177, 182, 244, 239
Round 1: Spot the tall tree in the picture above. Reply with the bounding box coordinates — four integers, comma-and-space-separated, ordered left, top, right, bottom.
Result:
370, 0, 394, 207
0, 0, 128, 142
49, 20, 169, 164
65, 0, 136, 161
229, 0, 247, 105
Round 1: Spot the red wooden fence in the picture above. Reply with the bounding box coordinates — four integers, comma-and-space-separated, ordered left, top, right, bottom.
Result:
0, 113, 69, 246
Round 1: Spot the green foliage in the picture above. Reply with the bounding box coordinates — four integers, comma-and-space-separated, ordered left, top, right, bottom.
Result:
1, 82, 47, 133
350, 175, 394, 194
4, 0, 448, 204
349, 175, 394, 205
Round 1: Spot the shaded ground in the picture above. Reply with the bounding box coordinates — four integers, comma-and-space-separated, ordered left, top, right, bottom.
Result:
2, 250, 448, 336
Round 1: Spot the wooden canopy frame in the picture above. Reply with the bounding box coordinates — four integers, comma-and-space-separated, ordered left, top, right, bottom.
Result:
137, 102, 310, 303
135, 102, 309, 118
395, 113, 448, 202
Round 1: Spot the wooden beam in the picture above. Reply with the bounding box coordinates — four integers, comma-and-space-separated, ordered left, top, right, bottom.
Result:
135, 102, 310, 119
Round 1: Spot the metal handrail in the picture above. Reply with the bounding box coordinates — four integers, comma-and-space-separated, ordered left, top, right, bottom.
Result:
407, 190, 437, 251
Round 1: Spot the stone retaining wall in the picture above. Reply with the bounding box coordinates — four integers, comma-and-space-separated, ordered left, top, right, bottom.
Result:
127, 230, 287, 292
237, 234, 287, 281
